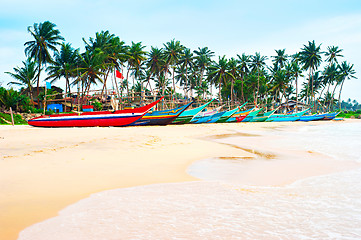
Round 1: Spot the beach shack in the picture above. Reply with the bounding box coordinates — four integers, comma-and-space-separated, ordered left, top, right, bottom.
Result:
47, 103, 63, 113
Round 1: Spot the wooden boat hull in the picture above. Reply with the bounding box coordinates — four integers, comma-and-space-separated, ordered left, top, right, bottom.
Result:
298, 115, 324, 121
127, 102, 192, 126
266, 116, 300, 122
28, 98, 163, 127
226, 108, 254, 123
172, 99, 214, 124
249, 116, 268, 122
242, 108, 264, 122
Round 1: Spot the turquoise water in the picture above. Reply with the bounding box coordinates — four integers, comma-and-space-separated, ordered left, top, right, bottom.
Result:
19, 122, 361, 240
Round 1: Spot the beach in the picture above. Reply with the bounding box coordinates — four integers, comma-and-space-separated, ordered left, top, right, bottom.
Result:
1, 120, 360, 240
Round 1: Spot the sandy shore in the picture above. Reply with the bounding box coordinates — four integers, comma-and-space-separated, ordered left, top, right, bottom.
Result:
0, 120, 359, 240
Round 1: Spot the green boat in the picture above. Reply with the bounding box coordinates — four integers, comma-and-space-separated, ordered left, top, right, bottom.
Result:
216, 103, 247, 123
249, 109, 277, 122
172, 99, 215, 124
241, 108, 263, 122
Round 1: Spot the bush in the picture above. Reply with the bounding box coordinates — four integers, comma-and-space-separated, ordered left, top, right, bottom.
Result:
0, 113, 28, 125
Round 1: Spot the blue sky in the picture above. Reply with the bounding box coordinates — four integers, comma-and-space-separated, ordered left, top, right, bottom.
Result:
1, 0, 361, 101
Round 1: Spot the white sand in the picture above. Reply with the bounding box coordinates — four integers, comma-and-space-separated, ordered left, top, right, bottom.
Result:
0, 120, 359, 240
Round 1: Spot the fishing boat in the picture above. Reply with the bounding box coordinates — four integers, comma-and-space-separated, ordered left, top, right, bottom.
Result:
28, 97, 163, 127
190, 105, 223, 124
127, 102, 193, 126
172, 99, 214, 124
322, 112, 340, 120
226, 107, 254, 123
298, 114, 324, 122
248, 109, 277, 122
266, 109, 309, 122
241, 108, 263, 122
214, 103, 247, 123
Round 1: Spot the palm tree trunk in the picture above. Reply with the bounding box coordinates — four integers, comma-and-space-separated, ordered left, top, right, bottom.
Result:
256, 69, 260, 105
101, 69, 110, 99
36, 61, 41, 107
218, 77, 222, 103
230, 80, 234, 104
125, 66, 130, 98
330, 84, 338, 111
295, 77, 298, 112
338, 79, 345, 110
241, 75, 245, 103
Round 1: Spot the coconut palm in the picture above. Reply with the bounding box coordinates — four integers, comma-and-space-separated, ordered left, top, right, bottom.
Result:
126, 42, 147, 96
337, 61, 356, 110
75, 49, 106, 96
5, 58, 38, 105
250, 52, 268, 105
146, 47, 166, 93
290, 61, 303, 110
194, 47, 214, 93
24, 21, 64, 100
207, 56, 234, 102
178, 48, 194, 97
272, 49, 288, 70
325, 46, 343, 65
227, 57, 240, 104
299, 40, 322, 105
163, 39, 184, 99
46, 43, 79, 100
237, 53, 250, 102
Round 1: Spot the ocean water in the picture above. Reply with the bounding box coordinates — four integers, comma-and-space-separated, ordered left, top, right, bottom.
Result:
18, 122, 361, 240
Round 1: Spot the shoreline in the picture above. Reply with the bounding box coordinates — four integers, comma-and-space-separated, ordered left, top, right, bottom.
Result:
1, 119, 360, 239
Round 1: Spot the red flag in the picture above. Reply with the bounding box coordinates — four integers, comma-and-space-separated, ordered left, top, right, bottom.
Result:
116, 70, 124, 79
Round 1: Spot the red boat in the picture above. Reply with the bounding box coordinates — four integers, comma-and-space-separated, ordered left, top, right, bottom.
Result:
28, 97, 163, 127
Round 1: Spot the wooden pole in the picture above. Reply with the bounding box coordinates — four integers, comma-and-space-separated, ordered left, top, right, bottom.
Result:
10, 107, 14, 126
43, 84, 47, 115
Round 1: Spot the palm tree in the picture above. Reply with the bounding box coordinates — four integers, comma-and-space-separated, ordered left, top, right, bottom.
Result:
146, 47, 166, 94
75, 49, 106, 97
178, 48, 194, 97
272, 49, 288, 70
337, 61, 356, 110
83, 31, 128, 98
127, 42, 147, 97
250, 52, 267, 105
299, 40, 322, 106
163, 39, 184, 100
227, 57, 240, 104
24, 21, 64, 102
5, 58, 38, 105
194, 47, 214, 93
46, 43, 79, 102
207, 56, 234, 102
325, 46, 343, 65
290, 61, 303, 110
237, 53, 250, 102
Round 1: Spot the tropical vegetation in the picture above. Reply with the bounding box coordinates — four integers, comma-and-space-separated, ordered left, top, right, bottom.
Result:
1, 21, 359, 114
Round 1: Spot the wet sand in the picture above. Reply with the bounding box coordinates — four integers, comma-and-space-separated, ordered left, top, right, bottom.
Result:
0, 120, 358, 239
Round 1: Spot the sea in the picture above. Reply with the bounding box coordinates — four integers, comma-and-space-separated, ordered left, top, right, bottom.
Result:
18, 121, 361, 240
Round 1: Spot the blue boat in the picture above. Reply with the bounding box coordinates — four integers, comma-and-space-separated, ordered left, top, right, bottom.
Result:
190, 106, 223, 124
266, 109, 309, 122
298, 115, 324, 122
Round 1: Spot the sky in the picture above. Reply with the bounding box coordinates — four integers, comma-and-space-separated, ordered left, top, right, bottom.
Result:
1, 0, 361, 102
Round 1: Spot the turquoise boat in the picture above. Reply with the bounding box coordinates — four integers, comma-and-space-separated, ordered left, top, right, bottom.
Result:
213, 103, 247, 123
242, 108, 263, 122
172, 99, 214, 124
298, 115, 324, 121
249, 109, 277, 122
190, 105, 223, 124
266, 109, 309, 122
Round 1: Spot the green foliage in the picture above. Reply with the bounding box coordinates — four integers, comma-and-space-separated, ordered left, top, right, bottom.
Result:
0, 113, 28, 125
90, 98, 103, 111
